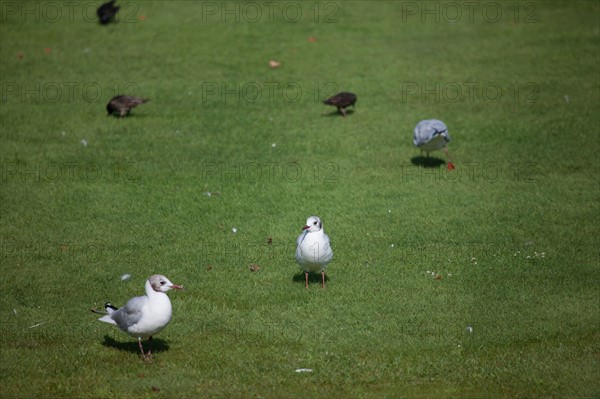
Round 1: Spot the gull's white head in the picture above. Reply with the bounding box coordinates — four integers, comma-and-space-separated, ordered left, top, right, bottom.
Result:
148, 274, 183, 293
302, 216, 323, 233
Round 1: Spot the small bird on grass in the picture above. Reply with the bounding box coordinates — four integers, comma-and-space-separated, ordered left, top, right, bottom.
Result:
95, 274, 183, 361
106, 95, 149, 117
323, 92, 357, 117
413, 119, 454, 169
97, 0, 119, 25
295, 216, 334, 288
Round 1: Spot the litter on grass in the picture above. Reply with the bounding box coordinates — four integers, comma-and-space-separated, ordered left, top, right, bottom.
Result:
249, 263, 261, 272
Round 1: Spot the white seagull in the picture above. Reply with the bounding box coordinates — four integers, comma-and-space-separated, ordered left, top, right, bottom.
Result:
295, 216, 334, 288
413, 119, 453, 164
97, 274, 183, 359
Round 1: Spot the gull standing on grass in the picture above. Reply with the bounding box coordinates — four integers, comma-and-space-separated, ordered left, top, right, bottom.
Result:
413, 119, 454, 168
295, 216, 334, 288
96, 274, 183, 360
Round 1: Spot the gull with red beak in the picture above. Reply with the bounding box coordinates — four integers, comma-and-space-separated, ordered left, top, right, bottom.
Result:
295, 216, 334, 288
97, 274, 183, 360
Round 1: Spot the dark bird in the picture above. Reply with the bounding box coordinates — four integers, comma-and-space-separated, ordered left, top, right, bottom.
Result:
97, 0, 119, 25
107, 95, 149, 117
323, 92, 357, 117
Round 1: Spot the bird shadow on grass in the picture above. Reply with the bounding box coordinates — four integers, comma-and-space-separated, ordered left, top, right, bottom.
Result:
410, 156, 446, 168
102, 335, 170, 355
292, 272, 330, 286
321, 109, 355, 117
108, 114, 149, 119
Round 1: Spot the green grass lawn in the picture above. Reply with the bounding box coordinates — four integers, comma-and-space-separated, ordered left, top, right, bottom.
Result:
1, 1, 599, 397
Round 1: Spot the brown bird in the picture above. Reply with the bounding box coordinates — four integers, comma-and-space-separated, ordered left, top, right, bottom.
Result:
323, 92, 357, 117
107, 95, 149, 117
97, 0, 119, 25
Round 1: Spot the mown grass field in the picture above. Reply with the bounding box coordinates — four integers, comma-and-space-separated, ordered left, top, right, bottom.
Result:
1, 1, 599, 398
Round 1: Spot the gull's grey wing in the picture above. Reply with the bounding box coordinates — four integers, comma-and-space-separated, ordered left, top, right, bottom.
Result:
110, 295, 146, 331
414, 119, 449, 147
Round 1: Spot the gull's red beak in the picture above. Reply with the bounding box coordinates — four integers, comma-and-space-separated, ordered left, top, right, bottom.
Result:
170, 284, 184, 290
302, 225, 310, 230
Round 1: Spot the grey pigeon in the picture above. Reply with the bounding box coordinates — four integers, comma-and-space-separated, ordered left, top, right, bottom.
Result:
323, 92, 357, 117
97, 0, 119, 25
107, 95, 149, 117
413, 119, 455, 169
413, 119, 451, 156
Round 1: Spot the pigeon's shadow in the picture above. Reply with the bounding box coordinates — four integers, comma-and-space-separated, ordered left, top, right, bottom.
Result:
102, 335, 170, 355
322, 109, 355, 117
109, 114, 149, 119
292, 271, 330, 286
411, 156, 446, 168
